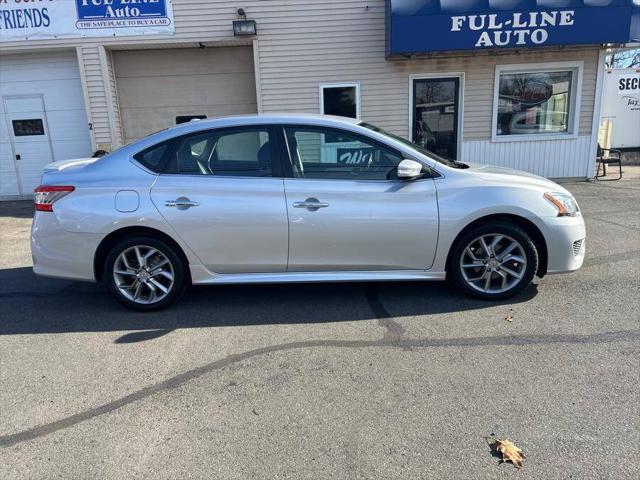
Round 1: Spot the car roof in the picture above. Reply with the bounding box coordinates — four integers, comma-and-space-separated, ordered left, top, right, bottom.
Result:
114, 112, 439, 172
162, 113, 360, 135
124, 114, 364, 153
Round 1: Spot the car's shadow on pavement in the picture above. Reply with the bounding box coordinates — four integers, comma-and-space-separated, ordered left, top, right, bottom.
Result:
0, 266, 538, 340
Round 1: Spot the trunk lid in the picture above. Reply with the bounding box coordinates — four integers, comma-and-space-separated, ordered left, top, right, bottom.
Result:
43, 157, 100, 172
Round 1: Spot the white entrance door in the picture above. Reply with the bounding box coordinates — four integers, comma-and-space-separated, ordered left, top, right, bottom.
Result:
2, 95, 53, 196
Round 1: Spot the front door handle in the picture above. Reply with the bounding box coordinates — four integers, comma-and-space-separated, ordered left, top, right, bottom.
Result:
293, 197, 329, 211
165, 197, 200, 210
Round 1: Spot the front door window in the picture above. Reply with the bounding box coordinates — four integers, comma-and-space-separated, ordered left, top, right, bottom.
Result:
412, 77, 460, 160
284, 127, 404, 181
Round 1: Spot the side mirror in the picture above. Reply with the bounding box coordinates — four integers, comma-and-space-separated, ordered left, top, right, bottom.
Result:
397, 159, 424, 179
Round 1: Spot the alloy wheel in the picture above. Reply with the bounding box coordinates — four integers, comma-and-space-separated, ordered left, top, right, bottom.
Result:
459, 234, 527, 294
112, 245, 175, 304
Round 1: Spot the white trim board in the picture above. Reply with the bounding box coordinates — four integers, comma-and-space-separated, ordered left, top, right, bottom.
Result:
587, 49, 606, 179
252, 39, 263, 114
98, 45, 119, 150
75, 46, 97, 152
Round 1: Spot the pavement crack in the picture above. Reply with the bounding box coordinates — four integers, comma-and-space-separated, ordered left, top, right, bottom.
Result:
0, 329, 637, 449
365, 284, 405, 342
583, 249, 640, 268
585, 216, 639, 231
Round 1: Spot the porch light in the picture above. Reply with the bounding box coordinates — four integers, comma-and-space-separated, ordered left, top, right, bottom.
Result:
233, 20, 257, 36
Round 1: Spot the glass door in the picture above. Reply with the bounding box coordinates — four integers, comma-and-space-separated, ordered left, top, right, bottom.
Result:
412, 77, 460, 160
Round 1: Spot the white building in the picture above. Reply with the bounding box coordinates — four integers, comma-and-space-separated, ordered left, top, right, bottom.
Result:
1, 0, 638, 198
600, 67, 640, 149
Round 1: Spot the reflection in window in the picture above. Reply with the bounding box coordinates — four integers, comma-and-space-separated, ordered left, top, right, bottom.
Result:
497, 70, 573, 136
321, 84, 358, 119
134, 143, 170, 172
413, 78, 459, 159
285, 127, 403, 180
172, 129, 272, 177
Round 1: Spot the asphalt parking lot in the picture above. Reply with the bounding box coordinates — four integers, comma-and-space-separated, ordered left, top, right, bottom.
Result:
1, 169, 639, 479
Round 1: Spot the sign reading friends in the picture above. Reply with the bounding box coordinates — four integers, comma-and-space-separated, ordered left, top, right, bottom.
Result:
0, 0, 175, 41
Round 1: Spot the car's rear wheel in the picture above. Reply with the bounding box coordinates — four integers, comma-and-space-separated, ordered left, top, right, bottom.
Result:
449, 222, 538, 300
104, 236, 187, 311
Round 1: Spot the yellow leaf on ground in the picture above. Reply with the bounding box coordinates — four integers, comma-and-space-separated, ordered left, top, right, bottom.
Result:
495, 439, 525, 469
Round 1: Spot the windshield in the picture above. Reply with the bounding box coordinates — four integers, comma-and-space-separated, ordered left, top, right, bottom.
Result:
360, 122, 461, 168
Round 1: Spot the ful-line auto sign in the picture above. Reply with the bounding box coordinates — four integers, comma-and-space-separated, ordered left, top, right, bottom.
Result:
387, 0, 637, 55
450, 10, 576, 48
0, 0, 175, 41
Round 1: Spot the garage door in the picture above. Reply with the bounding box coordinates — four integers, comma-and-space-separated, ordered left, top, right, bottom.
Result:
113, 47, 258, 145
0, 51, 92, 198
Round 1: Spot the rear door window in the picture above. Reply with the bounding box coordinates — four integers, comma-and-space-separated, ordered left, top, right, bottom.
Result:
166, 127, 273, 177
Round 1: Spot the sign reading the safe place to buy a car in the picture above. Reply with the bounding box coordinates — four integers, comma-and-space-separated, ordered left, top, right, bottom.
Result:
0, 0, 175, 42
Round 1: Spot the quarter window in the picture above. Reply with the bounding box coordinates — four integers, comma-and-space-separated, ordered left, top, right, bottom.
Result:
169, 128, 272, 177
134, 142, 170, 173
284, 127, 404, 180
494, 65, 580, 138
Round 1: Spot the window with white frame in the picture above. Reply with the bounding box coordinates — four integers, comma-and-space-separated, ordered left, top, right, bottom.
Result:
320, 83, 360, 119
493, 63, 582, 139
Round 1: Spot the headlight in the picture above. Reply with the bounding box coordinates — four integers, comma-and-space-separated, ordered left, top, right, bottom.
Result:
544, 192, 580, 217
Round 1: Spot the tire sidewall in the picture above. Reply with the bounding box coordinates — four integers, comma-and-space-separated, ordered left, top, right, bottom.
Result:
449, 222, 538, 300
104, 236, 186, 311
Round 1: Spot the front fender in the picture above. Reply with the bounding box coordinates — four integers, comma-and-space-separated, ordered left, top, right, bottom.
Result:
431, 182, 556, 272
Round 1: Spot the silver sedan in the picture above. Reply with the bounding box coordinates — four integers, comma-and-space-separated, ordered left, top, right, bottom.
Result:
31, 114, 585, 310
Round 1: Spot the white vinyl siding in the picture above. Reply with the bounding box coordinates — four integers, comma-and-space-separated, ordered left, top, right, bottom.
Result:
251, 1, 599, 142
105, 49, 124, 149
461, 136, 593, 179
77, 45, 113, 149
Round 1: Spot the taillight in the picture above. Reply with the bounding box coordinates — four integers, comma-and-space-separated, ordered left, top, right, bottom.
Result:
34, 185, 75, 212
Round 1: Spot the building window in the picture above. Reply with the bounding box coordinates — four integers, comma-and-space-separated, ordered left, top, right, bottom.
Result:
493, 62, 582, 140
12, 119, 44, 136
319, 83, 360, 119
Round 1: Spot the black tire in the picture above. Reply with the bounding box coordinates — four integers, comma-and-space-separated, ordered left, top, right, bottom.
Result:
448, 221, 538, 300
104, 235, 187, 311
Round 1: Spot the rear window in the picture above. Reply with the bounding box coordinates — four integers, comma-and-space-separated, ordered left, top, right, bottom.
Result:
133, 142, 171, 173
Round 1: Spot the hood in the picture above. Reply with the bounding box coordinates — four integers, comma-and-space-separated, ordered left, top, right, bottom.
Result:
462, 162, 571, 194
44, 157, 100, 172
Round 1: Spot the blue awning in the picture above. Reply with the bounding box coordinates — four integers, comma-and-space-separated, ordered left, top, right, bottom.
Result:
387, 0, 639, 55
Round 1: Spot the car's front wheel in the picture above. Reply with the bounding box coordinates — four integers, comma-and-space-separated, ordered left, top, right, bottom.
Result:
104, 236, 187, 311
449, 222, 538, 300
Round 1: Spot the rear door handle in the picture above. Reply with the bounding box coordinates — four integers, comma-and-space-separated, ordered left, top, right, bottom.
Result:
293, 197, 329, 211
165, 197, 200, 210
